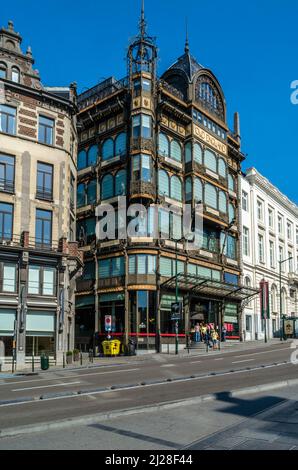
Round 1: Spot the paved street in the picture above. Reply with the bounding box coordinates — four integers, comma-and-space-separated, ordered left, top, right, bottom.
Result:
0, 340, 297, 450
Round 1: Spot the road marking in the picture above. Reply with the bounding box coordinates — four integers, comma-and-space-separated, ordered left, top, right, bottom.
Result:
160, 364, 175, 368
12, 381, 81, 392
0, 368, 140, 387
214, 358, 223, 361
232, 359, 255, 364
233, 347, 290, 359
0, 362, 291, 408
190, 361, 202, 364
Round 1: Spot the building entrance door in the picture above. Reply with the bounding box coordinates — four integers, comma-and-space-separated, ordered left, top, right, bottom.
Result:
133, 291, 156, 352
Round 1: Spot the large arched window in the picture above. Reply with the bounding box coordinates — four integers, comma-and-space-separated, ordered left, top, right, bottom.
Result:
78, 150, 87, 170
11, 66, 20, 83
170, 140, 182, 162
115, 169, 126, 196
194, 143, 203, 164
101, 174, 114, 200
185, 142, 192, 163
0, 62, 7, 79
218, 158, 227, 178
77, 183, 86, 207
194, 178, 203, 203
158, 169, 169, 197
87, 145, 98, 166
204, 149, 217, 173
205, 183, 217, 209
228, 203, 235, 223
102, 138, 114, 161
115, 132, 127, 156
185, 177, 192, 202
218, 191, 227, 213
87, 179, 97, 204
158, 133, 169, 157
170, 175, 182, 201
228, 173, 235, 192
195, 75, 225, 121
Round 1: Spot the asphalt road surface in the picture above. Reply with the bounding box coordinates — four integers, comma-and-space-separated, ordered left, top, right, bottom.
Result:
0, 341, 296, 435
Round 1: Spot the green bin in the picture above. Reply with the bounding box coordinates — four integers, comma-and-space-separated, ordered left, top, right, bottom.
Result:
40, 354, 49, 370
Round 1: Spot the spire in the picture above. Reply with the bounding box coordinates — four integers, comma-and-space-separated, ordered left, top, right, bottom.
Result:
185, 18, 189, 53
139, 0, 146, 37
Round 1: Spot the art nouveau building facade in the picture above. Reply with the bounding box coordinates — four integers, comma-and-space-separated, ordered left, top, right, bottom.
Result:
0, 22, 82, 368
241, 168, 298, 341
75, 9, 257, 352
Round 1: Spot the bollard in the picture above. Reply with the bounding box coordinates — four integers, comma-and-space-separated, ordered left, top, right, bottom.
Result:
80, 351, 83, 366
32, 354, 34, 373
63, 353, 65, 368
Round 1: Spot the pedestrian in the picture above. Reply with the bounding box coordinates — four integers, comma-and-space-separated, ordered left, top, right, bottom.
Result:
221, 325, 227, 342
211, 330, 219, 349
201, 323, 207, 341
194, 323, 201, 343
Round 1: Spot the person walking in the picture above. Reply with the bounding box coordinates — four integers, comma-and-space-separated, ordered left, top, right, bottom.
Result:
211, 330, 219, 350
194, 323, 201, 343
221, 325, 227, 342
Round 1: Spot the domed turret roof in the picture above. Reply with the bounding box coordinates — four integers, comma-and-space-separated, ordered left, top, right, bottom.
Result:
165, 44, 204, 82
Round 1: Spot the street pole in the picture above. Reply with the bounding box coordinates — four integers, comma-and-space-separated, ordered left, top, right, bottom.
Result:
175, 240, 178, 355
279, 260, 282, 342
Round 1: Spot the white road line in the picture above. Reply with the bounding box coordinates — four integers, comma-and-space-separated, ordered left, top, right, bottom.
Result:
232, 359, 255, 364
160, 364, 175, 367
233, 347, 290, 359
190, 361, 202, 364
214, 358, 223, 361
0, 368, 140, 387
12, 381, 81, 392
0, 362, 290, 408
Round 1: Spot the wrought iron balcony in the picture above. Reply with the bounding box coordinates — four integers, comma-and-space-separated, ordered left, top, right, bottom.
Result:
76, 278, 95, 293
130, 181, 156, 198
36, 186, 53, 201
130, 137, 154, 153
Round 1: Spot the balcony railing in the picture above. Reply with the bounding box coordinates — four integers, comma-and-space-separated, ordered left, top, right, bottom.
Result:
78, 77, 128, 111
76, 278, 95, 293
98, 276, 125, 289
0, 234, 21, 246
28, 237, 59, 252
0, 178, 14, 194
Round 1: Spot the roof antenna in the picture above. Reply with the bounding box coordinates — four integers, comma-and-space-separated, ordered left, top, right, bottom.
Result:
139, 0, 146, 37
185, 17, 190, 53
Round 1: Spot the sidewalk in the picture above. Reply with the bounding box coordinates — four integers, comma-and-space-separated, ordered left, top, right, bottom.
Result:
0, 338, 287, 376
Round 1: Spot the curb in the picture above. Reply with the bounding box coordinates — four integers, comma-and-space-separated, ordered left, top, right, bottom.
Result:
1, 376, 298, 438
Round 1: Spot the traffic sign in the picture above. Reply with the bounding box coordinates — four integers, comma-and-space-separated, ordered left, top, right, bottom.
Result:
171, 302, 182, 321
105, 315, 112, 332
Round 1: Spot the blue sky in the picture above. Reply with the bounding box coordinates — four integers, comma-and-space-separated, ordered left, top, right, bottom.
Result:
2, 0, 298, 203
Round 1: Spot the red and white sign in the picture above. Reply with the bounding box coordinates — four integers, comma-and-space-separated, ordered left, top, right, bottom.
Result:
105, 315, 112, 332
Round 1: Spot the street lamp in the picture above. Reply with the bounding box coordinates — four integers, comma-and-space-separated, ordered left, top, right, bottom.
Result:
279, 256, 293, 341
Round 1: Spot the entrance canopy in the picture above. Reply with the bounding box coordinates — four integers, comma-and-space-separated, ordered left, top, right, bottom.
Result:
161, 273, 259, 302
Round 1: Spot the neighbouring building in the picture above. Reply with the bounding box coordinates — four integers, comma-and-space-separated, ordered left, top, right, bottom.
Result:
75, 7, 258, 353
0, 21, 82, 369
241, 168, 298, 341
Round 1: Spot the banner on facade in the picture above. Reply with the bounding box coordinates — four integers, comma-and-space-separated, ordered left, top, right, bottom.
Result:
105, 315, 112, 332
260, 279, 270, 320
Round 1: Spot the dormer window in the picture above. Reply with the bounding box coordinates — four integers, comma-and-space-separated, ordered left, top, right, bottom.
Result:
11, 67, 20, 83
0, 63, 7, 80
195, 75, 225, 121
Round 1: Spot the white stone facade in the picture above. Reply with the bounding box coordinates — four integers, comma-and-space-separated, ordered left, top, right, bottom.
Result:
241, 168, 298, 341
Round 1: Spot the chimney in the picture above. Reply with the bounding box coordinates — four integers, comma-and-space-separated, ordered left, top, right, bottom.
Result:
234, 111, 241, 144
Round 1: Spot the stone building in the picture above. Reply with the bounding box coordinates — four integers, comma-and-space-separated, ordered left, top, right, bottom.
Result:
241, 168, 298, 341
0, 21, 82, 369
75, 7, 258, 353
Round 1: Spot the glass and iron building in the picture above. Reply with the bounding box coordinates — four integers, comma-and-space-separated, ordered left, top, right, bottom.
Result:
75, 8, 258, 352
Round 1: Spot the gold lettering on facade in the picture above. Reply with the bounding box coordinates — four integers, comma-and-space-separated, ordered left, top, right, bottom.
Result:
194, 125, 227, 155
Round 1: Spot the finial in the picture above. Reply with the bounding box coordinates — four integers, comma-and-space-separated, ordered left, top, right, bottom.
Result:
139, 0, 146, 37
8, 20, 14, 31
26, 46, 32, 57
185, 18, 189, 53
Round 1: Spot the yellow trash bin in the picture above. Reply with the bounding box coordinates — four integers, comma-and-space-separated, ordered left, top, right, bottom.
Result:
102, 340, 112, 356
111, 339, 121, 356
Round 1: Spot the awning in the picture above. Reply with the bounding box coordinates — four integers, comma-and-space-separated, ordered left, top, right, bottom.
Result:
161, 273, 259, 302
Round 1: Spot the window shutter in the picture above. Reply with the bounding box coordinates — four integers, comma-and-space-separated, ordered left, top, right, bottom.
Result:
185, 142, 192, 163
204, 149, 217, 172
160, 257, 172, 277
115, 133, 127, 156
194, 143, 203, 164
115, 170, 126, 196
219, 191, 227, 213
28, 266, 39, 294
205, 183, 217, 209
102, 139, 114, 161
88, 145, 98, 166
158, 170, 169, 197
218, 158, 226, 178
194, 178, 203, 203
170, 140, 182, 161
101, 174, 114, 200
170, 176, 182, 201
159, 133, 169, 157
43, 268, 54, 295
